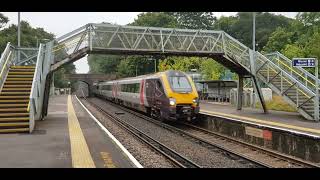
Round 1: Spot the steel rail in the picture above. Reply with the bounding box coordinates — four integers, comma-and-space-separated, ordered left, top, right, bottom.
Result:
110, 96, 319, 168
95, 97, 268, 168
179, 122, 320, 168
82, 97, 201, 168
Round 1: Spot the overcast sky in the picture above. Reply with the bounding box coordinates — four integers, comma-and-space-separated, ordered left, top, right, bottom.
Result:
1, 12, 298, 73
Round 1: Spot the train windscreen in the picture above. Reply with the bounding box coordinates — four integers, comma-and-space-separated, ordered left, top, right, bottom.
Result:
168, 76, 192, 93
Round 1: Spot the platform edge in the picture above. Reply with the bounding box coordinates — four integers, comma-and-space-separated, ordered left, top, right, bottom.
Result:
74, 95, 143, 168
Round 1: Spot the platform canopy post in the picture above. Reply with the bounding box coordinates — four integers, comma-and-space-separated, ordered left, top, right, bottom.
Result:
237, 75, 243, 110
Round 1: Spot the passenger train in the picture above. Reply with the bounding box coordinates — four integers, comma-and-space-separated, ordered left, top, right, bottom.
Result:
93, 70, 200, 121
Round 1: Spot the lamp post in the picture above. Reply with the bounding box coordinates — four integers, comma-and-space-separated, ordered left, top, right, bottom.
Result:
252, 12, 256, 108
17, 12, 21, 62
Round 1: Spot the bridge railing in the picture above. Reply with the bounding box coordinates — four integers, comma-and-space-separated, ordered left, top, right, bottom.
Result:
90, 24, 224, 54
265, 52, 319, 93
0, 42, 15, 92
28, 42, 54, 132
52, 24, 89, 62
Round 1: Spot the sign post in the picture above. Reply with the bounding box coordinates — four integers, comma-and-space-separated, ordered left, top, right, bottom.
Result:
292, 58, 319, 121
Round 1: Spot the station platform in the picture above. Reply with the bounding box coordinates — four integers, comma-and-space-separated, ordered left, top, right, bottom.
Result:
200, 101, 320, 137
0, 95, 138, 168
199, 101, 320, 163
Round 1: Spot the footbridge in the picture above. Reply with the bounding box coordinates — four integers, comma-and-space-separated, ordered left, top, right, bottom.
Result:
1, 23, 319, 132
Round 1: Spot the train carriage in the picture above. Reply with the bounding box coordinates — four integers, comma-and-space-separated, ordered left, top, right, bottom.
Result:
94, 70, 200, 121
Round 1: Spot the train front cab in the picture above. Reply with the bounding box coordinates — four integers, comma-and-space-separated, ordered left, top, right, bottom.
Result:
147, 71, 200, 121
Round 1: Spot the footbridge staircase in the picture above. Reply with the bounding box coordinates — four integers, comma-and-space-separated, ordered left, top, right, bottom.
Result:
1, 23, 319, 133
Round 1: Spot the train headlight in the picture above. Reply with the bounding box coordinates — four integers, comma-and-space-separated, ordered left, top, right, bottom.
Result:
169, 98, 176, 106
193, 98, 199, 105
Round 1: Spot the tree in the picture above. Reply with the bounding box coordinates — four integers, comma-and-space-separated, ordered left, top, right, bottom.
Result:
215, 12, 293, 51
0, 21, 54, 52
166, 12, 216, 29
281, 44, 305, 59
262, 27, 294, 53
129, 12, 178, 28
0, 13, 8, 29
87, 54, 123, 74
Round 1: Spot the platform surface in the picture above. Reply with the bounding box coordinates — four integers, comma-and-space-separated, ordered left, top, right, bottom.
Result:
200, 101, 320, 136
0, 95, 135, 168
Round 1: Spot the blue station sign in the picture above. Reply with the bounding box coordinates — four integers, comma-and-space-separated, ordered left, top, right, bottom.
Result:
292, 58, 316, 67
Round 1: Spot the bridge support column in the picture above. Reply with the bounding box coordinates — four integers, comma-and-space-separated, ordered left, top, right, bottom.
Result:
237, 75, 243, 110
249, 49, 268, 114
252, 76, 268, 113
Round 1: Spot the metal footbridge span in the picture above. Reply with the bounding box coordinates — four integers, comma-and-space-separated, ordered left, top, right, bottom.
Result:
1, 23, 319, 133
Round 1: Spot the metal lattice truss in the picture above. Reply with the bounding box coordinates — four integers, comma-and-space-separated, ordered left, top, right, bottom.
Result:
1, 23, 319, 121
52, 23, 252, 72
48, 23, 319, 120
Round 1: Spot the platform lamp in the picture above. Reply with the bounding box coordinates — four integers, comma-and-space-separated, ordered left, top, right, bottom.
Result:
68, 81, 71, 95
36, 38, 50, 48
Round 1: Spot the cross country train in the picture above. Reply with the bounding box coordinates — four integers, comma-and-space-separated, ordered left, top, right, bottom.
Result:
93, 70, 200, 121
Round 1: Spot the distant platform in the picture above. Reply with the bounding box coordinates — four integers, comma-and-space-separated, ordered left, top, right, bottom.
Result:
0, 95, 137, 168
200, 101, 320, 137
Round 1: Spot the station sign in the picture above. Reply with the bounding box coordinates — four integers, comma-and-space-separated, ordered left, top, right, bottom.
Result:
292, 58, 316, 67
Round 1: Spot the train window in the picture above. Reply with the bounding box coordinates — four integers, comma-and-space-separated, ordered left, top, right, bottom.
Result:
156, 80, 164, 93
121, 83, 140, 93
168, 76, 192, 92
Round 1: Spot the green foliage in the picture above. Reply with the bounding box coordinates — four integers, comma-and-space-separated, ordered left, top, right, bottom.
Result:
54, 63, 76, 88
200, 59, 226, 80
0, 21, 54, 52
87, 54, 123, 74
159, 57, 228, 80
129, 12, 178, 28
262, 27, 294, 52
0, 17, 75, 88
305, 30, 320, 59
281, 44, 305, 59
0, 13, 8, 29
165, 12, 216, 29
215, 12, 293, 51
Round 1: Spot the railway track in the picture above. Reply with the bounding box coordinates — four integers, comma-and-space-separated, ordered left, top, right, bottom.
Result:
175, 122, 320, 168
81, 96, 201, 168
93, 97, 319, 168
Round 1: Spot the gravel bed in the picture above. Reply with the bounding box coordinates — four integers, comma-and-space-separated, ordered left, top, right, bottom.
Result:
90, 97, 259, 168
79, 97, 175, 168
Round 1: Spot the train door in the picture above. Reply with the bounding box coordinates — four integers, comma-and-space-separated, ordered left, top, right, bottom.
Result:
145, 78, 156, 107
145, 78, 166, 119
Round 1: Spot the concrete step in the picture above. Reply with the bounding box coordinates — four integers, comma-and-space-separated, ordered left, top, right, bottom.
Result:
0, 104, 28, 108
0, 92, 30, 95
8, 72, 34, 75
10, 66, 35, 69
0, 128, 29, 133
4, 81, 32, 84
6, 78, 33, 81
0, 117, 29, 122
0, 100, 29, 103
3, 85, 32, 88
0, 122, 29, 127
8, 69, 35, 72
0, 108, 27, 112
7, 75, 34, 78
0, 113, 29, 117
1, 88, 31, 92
0, 96, 29, 99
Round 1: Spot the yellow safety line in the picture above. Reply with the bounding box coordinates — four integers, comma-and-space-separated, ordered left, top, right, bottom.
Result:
276, 58, 316, 87
67, 95, 96, 168
258, 58, 311, 98
200, 109, 320, 135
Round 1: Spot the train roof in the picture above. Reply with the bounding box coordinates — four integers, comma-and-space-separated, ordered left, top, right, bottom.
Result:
96, 70, 187, 85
